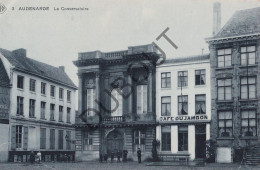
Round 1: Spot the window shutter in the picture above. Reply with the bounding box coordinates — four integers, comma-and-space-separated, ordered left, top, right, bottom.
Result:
11, 125, 16, 150
23, 126, 28, 150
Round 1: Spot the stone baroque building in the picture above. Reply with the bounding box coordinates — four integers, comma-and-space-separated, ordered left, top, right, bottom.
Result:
73, 44, 160, 161
206, 7, 260, 163
156, 54, 211, 161
0, 48, 77, 162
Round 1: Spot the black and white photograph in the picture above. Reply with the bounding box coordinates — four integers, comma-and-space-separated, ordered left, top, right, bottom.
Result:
0, 0, 260, 169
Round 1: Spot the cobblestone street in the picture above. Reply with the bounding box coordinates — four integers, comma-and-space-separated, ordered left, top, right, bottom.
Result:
0, 162, 259, 170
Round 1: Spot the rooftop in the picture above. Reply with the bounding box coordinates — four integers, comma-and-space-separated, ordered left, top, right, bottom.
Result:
0, 48, 77, 89
163, 54, 210, 64
0, 58, 10, 87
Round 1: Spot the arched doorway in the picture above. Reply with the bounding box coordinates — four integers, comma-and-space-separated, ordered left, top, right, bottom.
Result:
106, 130, 123, 155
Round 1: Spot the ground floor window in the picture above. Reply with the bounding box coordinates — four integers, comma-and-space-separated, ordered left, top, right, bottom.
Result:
161, 126, 171, 151
84, 131, 93, 151
178, 126, 188, 151
16, 125, 23, 148
241, 110, 257, 137
134, 130, 145, 151
218, 111, 233, 137
58, 130, 63, 150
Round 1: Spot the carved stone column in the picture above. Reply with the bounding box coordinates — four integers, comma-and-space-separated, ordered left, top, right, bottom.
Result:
128, 73, 133, 114
148, 70, 153, 113
95, 72, 100, 113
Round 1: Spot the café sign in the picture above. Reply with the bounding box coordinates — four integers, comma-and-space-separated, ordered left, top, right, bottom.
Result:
159, 114, 208, 122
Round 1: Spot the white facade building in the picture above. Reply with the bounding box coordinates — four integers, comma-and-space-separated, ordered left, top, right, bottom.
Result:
156, 54, 211, 160
0, 48, 77, 162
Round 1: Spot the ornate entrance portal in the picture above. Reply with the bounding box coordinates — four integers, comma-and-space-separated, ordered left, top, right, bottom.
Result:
106, 130, 124, 155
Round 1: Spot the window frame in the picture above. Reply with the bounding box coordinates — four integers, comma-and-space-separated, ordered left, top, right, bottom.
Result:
217, 48, 232, 68
67, 107, 71, 123
50, 85, 55, 97
133, 130, 145, 152
50, 129, 55, 150
161, 126, 171, 151
217, 78, 232, 101
195, 94, 206, 115
178, 71, 188, 87
17, 75, 24, 89
178, 95, 188, 115
40, 128, 46, 149
240, 45, 256, 66
58, 130, 64, 150
59, 88, 64, 99
240, 76, 256, 100
40, 101, 46, 119
59, 106, 63, 122
161, 96, 171, 116
195, 69, 206, 86
161, 72, 171, 88
41, 82, 46, 95
67, 90, 71, 102
29, 99, 36, 118
17, 96, 24, 116
241, 110, 257, 137
50, 104, 55, 121
218, 111, 233, 137
178, 125, 188, 151
29, 79, 36, 92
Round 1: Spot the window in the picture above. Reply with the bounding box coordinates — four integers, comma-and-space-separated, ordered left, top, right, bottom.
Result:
41, 102, 46, 119
58, 130, 64, 150
161, 97, 171, 116
66, 131, 71, 150
217, 48, 232, 67
40, 128, 46, 149
59, 106, 63, 122
161, 126, 171, 151
217, 79, 232, 100
241, 110, 257, 137
136, 85, 147, 114
50, 85, 55, 97
59, 88, 64, 99
17, 96, 24, 116
41, 82, 46, 95
134, 130, 145, 151
87, 89, 96, 116
195, 70, 206, 85
111, 88, 123, 116
195, 95, 206, 114
50, 129, 55, 149
178, 95, 188, 115
29, 79, 36, 92
84, 131, 93, 151
178, 126, 188, 151
29, 99, 35, 118
178, 71, 188, 87
218, 111, 233, 137
240, 77, 256, 99
241, 46, 256, 66
161, 72, 171, 88
17, 75, 24, 89
50, 104, 55, 121
67, 108, 71, 123
15, 125, 23, 148
67, 91, 71, 102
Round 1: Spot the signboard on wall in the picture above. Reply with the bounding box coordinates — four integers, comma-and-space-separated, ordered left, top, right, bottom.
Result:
0, 86, 10, 120
159, 114, 208, 122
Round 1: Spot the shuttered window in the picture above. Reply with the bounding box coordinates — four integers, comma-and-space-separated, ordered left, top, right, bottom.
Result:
136, 85, 147, 114
15, 125, 23, 148
40, 128, 46, 149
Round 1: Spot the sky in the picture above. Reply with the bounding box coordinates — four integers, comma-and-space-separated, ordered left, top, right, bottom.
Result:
0, 0, 260, 107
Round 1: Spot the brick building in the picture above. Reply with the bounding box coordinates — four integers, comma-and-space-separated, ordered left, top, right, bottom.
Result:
0, 48, 77, 162
73, 44, 160, 161
206, 7, 260, 163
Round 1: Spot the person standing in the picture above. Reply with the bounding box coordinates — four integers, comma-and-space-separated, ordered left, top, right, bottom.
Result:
37, 151, 41, 163
111, 152, 114, 163
137, 148, 141, 163
117, 150, 121, 162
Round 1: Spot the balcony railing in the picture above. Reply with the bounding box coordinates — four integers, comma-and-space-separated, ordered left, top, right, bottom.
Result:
102, 116, 125, 123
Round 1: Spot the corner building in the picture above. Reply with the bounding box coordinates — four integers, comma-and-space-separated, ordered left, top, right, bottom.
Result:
156, 55, 211, 161
206, 7, 260, 163
74, 44, 159, 161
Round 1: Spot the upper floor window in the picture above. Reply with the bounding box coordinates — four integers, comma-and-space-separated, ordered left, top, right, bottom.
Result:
241, 46, 256, 66
195, 94, 206, 114
178, 95, 188, 115
50, 85, 55, 97
17, 75, 24, 89
67, 107, 71, 123
218, 111, 233, 137
136, 85, 147, 114
50, 104, 55, 121
29, 79, 36, 92
67, 90, 71, 102
161, 97, 171, 116
240, 77, 256, 100
241, 110, 257, 137
29, 99, 35, 118
59, 106, 63, 122
217, 48, 232, 67
161, 72, 171, 88
111, 88, 123, 116
59, 88, 64, 99
217, 79, 232, 100
17, 96, 24, 116
41, 82, 46, 95
195, 69, 206, 85
87, 89, 95, 116
41, 102, 46, 119
178, 71, 188, 87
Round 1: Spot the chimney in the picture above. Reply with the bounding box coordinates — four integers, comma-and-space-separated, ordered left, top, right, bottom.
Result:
12, 48, 26, 58
59, 66, 65, 72
213, 2, 221, 36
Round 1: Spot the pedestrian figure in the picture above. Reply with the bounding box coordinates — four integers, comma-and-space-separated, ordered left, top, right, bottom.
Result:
37, 151, 41, 163
111, 152, 114, 163
30, 151, 35, 164
123, 150, 128, 162
104, 153, 108, 162
137, 148, 141, 163
117, 150, 121, 162
100, 153, 103, 163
